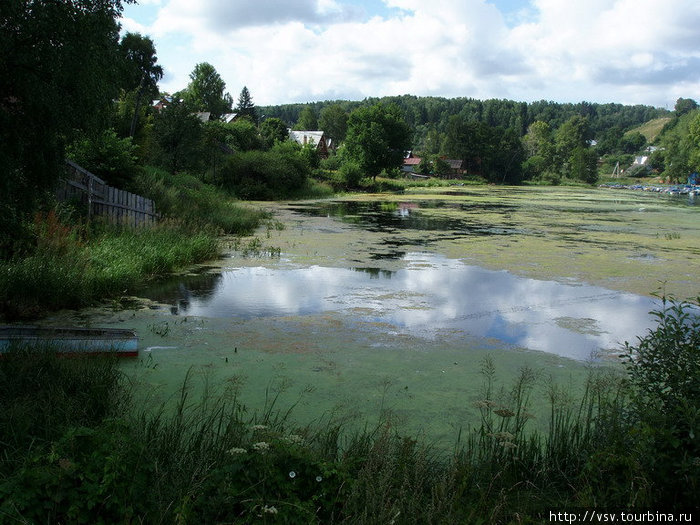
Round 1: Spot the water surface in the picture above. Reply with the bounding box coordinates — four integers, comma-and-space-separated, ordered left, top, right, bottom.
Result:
143, 252, 656, 361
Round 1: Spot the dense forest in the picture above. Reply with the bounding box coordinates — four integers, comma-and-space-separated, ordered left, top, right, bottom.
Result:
262, 95, 670, 150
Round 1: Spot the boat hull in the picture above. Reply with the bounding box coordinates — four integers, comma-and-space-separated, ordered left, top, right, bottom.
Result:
0, 326, 139, 356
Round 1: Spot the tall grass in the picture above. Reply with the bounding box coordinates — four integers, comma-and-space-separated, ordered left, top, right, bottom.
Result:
133, 167, 268, 235
0, 218, 219, 319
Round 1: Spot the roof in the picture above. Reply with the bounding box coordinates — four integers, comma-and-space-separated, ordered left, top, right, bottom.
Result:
193, 111, 211, 123
221, 113, 238, 123
403, 157, 422, 165
289, 130, 325, 146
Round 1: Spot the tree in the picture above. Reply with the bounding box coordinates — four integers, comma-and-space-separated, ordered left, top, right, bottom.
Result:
182, 62, 232, 119
344, 103, 411, 181
151, 100, 204, 173
294, 106, 318, 130
674, 97, 698, 116
0, 0, 128, 256
235, 86, 257, 122
259, 118, 290, 149
119, 32, 163, 137
319, 104, 348, 143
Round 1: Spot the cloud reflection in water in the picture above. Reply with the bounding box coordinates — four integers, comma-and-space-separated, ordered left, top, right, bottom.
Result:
168, 253, 656, 361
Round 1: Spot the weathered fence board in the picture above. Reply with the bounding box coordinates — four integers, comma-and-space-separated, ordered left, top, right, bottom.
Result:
58, 161, 158, 227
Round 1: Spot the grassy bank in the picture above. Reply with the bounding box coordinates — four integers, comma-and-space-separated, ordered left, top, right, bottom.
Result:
0, 219, 220, 319
1, 299, 697, 523
0, 169, 271, 320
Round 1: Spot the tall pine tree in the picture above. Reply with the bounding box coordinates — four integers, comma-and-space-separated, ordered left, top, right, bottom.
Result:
235, 86, 257, 123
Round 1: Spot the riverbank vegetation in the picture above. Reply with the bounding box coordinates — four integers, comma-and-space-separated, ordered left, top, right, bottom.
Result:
1, 298, 697, 522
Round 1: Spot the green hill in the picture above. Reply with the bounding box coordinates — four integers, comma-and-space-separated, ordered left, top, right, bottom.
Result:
626, 117, 672, 143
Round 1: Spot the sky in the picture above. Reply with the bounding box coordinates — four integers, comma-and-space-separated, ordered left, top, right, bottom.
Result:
120, 0, 700, 109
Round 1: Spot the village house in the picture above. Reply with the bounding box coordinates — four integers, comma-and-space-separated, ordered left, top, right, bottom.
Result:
288, 130, 331, 158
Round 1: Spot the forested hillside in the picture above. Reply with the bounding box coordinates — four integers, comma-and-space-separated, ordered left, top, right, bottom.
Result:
261, 95, 670, 151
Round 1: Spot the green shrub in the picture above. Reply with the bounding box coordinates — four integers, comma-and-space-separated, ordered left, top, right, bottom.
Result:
216, 143, 310, 200
134, 167, 267, 234
622, 296, 700, 507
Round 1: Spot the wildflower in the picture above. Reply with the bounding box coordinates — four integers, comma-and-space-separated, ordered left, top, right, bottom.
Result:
316, 475, 323, 482
494, 408, 515, 418
285, 434, 303, 444
252, 441, 270, 452
289, 471, 296, 479
262, 505, 278, 515
227, 447, 247, 455
251, 424, 268, 431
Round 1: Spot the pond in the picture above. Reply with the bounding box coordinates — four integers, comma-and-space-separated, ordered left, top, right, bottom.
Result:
48, 186, 699, 443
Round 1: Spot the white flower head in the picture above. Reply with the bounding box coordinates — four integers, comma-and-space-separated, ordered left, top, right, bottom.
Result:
289, 470, 296, 479
252, 441, 270, 452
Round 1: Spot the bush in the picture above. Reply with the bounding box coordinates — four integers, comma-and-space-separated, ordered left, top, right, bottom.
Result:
621, 297, 700, 507
216, 143, 310, 199
134, 167, 266, 234
338, 160, 363, 188
66, 129, 140, 189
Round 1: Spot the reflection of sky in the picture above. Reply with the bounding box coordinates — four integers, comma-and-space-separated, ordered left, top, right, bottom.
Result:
171, 253, 657, 361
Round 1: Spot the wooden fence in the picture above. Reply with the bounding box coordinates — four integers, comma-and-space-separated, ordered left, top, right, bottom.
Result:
58, 161, 158, 227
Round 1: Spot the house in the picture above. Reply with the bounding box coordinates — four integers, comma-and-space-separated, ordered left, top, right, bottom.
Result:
444, 159, 465, 177
289, 130, 330, 158
193, 111, 211, 123
152, 96, 173, 111
221, 113, 238, 124
402, 155, 422, 173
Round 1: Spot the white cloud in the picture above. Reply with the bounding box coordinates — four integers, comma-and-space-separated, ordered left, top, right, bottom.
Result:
123, 0, 700, 107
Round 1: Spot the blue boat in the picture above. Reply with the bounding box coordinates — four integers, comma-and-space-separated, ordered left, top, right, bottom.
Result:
0, 325, 139, 356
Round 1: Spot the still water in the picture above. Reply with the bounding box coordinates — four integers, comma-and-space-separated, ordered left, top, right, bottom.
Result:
142, 252, 656, 361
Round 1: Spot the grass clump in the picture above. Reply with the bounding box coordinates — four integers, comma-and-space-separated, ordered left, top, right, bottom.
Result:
0, 213, 220, 319
134, 167, 268, 235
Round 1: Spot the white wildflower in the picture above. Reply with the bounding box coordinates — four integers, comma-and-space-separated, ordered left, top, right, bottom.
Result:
262, 505, 278, 515
227, 447, 247, 455
252, 441, 270, 452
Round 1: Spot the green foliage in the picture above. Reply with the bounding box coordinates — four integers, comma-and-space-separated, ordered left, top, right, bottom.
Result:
294, 105, 319, 130
260, 117, 291, 149
134, 167, 267, 234
151, 99, 204, 173
0, 0, 128, 257
181, 62, 233, 119
674, 97, 698, 116
319, 104, 348, 143
338, 160, 364, 188
0, 217, 219, 319
118, 32, 163, 137
215, 142, 311, 199
622, 297, 700, 508
66, 129, 140, 188
235, 85, 257, 122
345, 103, 412, 181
